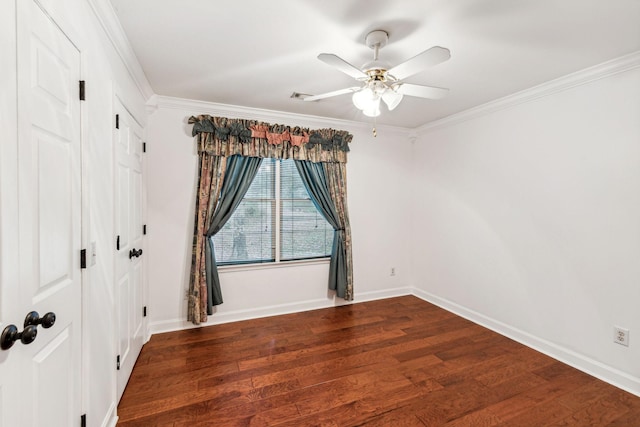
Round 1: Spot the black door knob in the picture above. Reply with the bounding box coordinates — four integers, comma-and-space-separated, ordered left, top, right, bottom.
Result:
1, 324, 38, 350
129, 248, 143, 259
24, 311, 56, 329
20, 325, 38, 345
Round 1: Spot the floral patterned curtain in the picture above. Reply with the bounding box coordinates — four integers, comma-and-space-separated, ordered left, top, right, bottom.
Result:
189, 115, 352, 163
188, 115, 354, 325
189, 154, 227, 324
324, 162, 353, 300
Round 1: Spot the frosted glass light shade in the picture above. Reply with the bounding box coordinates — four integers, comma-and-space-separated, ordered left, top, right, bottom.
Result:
352, 87, 382, 117
382, 89, 403, 111
362, 97, 381, 117
352, 88, 378, 111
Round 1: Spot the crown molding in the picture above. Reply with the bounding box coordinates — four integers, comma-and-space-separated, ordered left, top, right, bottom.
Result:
85, 0, 154, 101
149, 95, 413, 137
416, 50, 640, 135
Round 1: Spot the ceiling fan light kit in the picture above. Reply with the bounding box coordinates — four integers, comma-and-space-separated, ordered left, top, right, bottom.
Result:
301, 29, 451, 124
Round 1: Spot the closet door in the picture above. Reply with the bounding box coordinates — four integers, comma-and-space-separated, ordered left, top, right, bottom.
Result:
0, 0, 82, 425
114, 99, 145, 401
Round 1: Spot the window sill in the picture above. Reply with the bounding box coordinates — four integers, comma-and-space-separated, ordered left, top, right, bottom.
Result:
217, 257, 330, 273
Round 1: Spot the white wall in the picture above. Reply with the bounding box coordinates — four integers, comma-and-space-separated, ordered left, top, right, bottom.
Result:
146, 99, 414, 332
411, 61, 640, 395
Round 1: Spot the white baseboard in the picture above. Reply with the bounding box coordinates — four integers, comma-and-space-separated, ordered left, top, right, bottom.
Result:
148, 287, 412, 335
101, 402, 118, 427
411, 288, 640, 398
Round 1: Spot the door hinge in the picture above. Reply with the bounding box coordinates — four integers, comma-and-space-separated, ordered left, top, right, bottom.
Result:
143, 224, 147, 235
116, 235, 120, 251
143, 142, 146, 153
79, 80, 85, 101
143, 306, 147, 317
81, 414, 87, 427
116, 355, 121, 370
115, 114, 119, 129
80, 249, 87, 269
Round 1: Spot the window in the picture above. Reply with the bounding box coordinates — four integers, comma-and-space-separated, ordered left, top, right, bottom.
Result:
213, 158, 334, 265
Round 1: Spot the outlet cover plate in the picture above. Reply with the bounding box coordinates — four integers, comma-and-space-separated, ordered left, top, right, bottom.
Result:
614, 326, 629, 346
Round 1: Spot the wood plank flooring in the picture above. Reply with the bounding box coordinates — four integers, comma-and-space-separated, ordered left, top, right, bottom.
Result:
117, 296, 640, 426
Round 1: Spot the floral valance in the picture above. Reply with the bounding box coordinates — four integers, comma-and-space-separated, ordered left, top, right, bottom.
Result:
189, 115, 353, 163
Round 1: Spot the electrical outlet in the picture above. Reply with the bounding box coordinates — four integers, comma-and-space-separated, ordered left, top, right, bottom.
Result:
614, 326, 629, 346
390, 267, 396, 276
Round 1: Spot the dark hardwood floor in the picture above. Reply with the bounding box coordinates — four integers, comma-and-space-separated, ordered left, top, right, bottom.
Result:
117, 296, 640, 426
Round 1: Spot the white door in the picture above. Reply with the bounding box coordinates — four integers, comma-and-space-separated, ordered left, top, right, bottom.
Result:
0, 0, 82, 426
114, 100, 145, 401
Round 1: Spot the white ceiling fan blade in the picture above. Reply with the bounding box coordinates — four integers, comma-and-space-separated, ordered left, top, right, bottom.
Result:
318, 53, 368, 79
387, 46, 451, 81
395, 83, 449, 100
303, 87, 360, 102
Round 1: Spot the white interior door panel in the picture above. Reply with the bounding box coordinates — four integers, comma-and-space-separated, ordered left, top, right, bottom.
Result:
0, 0, 83, 425
114, 99, 145, 402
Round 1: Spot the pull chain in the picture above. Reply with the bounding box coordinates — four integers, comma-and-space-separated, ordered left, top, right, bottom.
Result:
372, 114, 378, 137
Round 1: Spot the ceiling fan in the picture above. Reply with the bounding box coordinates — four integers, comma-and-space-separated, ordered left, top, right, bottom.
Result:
303, 30, 451, 117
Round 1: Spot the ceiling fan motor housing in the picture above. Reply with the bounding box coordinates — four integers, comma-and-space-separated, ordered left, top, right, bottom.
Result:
362, 61, 392, 76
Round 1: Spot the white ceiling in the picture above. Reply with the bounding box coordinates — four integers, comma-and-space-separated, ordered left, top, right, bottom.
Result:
110, 0, 640, 129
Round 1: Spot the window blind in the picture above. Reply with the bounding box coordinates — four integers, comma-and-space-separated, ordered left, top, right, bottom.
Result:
213, 159, 333, 265
279, 160, 333, 261
213, 159, 275, 264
